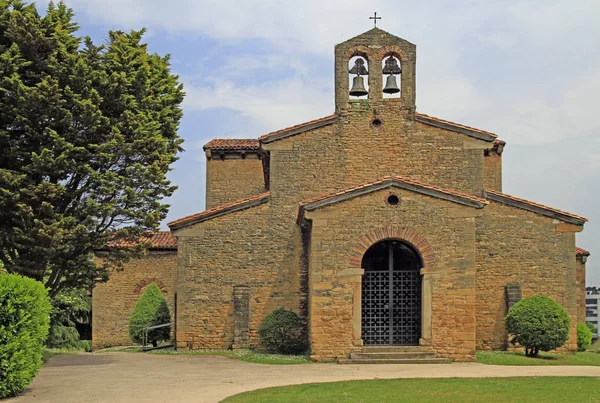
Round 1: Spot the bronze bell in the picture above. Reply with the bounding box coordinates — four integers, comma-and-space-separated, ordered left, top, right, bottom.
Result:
350, 76, 368, 97
383, 74, 400, 94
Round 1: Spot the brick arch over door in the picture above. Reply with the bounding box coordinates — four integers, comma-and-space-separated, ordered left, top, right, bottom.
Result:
349, 225, 436, 271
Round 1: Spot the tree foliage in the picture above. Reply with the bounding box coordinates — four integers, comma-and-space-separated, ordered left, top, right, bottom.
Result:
258, 308, 308, 354
0, 1, 184, 296
577, 323, 593, 352
46, 289, 91, 348
128, 283, 171, 347
505, 295, 570, 357
0, 274, 51, 398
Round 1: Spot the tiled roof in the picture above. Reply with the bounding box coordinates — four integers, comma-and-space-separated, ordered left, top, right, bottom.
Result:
298, 176, 488, 222
107, 231, 177, 250
484, 189, 588, 225
203, 139, 259, 151
577, 247, 590, 256
259, 114, 338, 144
168, 192, 271, 230
415, 113, 497, 141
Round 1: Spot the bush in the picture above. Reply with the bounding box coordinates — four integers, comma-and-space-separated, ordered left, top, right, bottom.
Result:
128, 283, 171, 347
577, 323, 593, 352
505, 295, 570, 357
258, 308, 307, 354
46, 325, 80, 349
77, 340, 92, 352
0, 274, 51, 398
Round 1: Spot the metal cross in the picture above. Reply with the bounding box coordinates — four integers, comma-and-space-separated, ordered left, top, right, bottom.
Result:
370, 12, 381, 27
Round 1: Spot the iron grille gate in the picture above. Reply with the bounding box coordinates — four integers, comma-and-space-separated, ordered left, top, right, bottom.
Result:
361, 241, 422, 345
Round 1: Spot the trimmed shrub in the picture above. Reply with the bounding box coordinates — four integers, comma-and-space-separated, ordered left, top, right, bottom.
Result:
577, 323, 593, 352
47, 324, 80, 349
505, 295, 570, 357
258, 308, 307, 354
128, 283, 171, 347
0, 274, 51, 398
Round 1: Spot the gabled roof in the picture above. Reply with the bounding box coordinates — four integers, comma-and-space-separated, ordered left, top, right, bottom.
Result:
415, 113, 497, 142
577, 247, 590, 257
338, 27, 415, 47
484, 189, 587, 226
203, 139, 259, 151
298, 176, 488, 223
259, 115, 338, 144
106, 231, 177, 250
168, 192, 271, 230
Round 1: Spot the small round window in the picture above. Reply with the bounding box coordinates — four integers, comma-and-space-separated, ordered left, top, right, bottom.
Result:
387, 194, 400, 206
372, 118, 382, 128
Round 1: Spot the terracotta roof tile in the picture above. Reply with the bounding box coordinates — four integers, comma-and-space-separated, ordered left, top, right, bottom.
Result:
168, 192, 270, 230
298, 176, 488, 222
203, 139, 259, 151
577, 247, 590, 256
259, 114, 338, 143
300, 176, 487, 207
415, 113, 498, 139
484, 189, 588, 223
107, 231, 177, 250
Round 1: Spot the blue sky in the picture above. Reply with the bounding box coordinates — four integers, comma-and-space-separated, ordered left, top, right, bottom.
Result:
48, 0, 600, 284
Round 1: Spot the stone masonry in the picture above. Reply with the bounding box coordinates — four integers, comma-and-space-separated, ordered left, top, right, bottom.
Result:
94, 27, 590, 362
92, 234, 177, 350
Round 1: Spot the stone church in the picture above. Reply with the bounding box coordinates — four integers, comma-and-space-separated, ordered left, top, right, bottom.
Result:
93, 28, 591, 362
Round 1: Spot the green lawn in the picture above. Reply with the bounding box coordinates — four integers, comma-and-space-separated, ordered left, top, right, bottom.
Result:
477, 351, 600, 366
149, 348, 311, 365
222, 377, 600, 403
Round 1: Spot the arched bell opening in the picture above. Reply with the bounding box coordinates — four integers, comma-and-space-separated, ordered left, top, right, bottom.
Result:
348, 55, 369, 99
382, 55, 401, 99
361, 239, 422, 345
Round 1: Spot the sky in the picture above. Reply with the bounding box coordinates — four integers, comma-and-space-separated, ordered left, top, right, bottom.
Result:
46, 0, 600, 284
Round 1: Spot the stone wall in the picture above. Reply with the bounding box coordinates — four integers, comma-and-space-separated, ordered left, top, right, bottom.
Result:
304, 188, 480, 361
92, 251, 176, 350
475, 202, 578, 351
173, 203, 307, 350
483, 152, 502, 192
576, 256, 587, 323
205, 154, 265, 209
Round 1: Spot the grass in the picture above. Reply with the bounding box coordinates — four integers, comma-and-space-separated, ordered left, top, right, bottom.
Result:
477, 351, 600, 366
149, 348, 311, 364
222, 377, 600, 402
589, 338, 600, 353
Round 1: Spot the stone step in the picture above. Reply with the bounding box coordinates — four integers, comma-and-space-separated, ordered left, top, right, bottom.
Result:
361, 346, 424, 353
350, 351, 436, 360
338, 357, 453, 364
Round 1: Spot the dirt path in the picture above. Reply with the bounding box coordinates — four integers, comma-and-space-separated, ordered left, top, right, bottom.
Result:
8, 352, 600, 403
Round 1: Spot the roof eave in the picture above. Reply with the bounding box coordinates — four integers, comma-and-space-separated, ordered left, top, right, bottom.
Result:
415, 114, 497, 142
484, 191, 587, 226
168, 194, 271, 231
299, 178, 487, 224
259, 115, 338, 144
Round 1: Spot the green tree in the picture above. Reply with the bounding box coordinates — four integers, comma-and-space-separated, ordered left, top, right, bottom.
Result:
0, 1, 184, 296
128, 283, 171, 347
505, 295, 570, 357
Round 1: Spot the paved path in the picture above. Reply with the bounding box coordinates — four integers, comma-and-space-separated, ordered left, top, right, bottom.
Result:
9, 352, 600, 403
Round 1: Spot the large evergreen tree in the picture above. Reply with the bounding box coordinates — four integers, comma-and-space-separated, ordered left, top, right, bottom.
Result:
0, 1, 184, 296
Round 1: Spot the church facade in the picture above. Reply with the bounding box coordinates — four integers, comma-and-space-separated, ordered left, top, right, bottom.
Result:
93, 28, 590, 361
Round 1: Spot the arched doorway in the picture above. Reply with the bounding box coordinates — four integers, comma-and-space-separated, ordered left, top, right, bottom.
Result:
361, 239, 422, 345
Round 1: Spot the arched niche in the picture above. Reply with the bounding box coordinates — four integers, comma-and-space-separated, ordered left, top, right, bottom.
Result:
348, 55, 369, 99
382, 53, 402, 99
